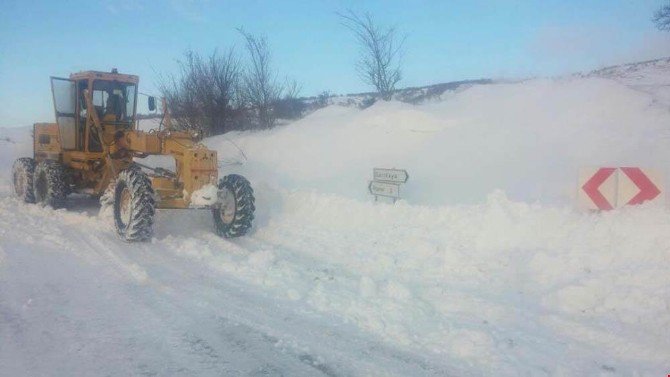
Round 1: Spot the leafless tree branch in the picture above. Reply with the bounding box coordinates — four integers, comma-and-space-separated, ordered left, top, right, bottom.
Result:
338, 9, 405, 100
158, 48, 241, 134
654, 1, 670, 31
238, 28, 284, 128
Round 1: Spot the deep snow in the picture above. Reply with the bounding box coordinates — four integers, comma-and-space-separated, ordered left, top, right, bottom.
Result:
209, 69, 670, 206
1, 58, 670, 376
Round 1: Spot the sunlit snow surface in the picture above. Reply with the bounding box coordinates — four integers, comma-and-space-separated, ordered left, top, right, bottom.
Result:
1, 59, 669, 376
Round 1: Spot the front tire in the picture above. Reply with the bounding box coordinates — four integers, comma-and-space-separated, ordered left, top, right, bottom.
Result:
33, 160, 67, 208
12, 158, 36, 203
113, 166, 155, 242
212, 174, 255, 238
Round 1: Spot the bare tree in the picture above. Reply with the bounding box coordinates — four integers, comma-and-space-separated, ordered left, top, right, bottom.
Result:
238, 28, 283, 128
338, 10, 405, 101
158, 49, 241, 135
654, 1, 670, 31
274, 78, 305, 120
283, 78, 302, 99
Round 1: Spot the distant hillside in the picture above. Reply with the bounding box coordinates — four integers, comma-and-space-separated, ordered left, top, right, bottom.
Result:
579, 57, 670, 107
301, 78, 494, 110
583, 57, 670, 80
138, 56, 670, 120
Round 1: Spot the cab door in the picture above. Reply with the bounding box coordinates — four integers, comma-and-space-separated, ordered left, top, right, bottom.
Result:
50, 77, 78, 150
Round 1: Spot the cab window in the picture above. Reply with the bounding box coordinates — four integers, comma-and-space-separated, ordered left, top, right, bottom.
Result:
92, 80, 137, 124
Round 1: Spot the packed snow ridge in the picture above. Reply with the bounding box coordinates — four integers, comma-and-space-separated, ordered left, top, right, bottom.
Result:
1, 58, 669, 376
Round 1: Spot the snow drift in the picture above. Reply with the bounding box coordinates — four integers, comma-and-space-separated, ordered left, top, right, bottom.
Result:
210, 62, 670, 206
1, 58, 670, 376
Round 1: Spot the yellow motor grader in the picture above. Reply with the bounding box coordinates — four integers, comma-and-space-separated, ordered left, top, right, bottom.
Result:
11, 69, 254, 241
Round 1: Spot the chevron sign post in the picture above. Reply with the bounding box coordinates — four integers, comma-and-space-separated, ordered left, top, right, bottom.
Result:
578, 167, 664, 210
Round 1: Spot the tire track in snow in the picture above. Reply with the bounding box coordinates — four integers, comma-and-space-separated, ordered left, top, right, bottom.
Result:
0, 194, 459, 376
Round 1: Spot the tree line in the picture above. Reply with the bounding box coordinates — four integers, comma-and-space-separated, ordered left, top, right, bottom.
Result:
158, 10, 405, 135
158, 29, 304, 135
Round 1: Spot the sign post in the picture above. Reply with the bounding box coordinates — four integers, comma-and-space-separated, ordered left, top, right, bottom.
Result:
369, 168, 409, 203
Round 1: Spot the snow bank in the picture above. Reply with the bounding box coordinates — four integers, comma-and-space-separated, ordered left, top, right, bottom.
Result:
587, 57, 670, 108
199, 66, 670, 375
0, 126, 32, 190
162, 188, 670, 375
209, 75, 670, 206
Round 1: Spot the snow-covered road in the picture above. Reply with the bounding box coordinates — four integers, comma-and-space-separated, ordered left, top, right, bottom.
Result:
0, 192, 457, 376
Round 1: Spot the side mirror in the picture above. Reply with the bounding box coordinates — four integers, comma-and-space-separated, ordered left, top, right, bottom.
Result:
148, 96, 156, 111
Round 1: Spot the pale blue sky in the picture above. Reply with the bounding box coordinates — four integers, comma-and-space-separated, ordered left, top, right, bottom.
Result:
1, 0, 669, 126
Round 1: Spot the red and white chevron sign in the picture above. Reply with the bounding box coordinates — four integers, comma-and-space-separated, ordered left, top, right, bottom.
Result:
578, 167, 664, 210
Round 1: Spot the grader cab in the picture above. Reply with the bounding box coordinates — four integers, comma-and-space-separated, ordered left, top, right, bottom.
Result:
12, 69, 255, 241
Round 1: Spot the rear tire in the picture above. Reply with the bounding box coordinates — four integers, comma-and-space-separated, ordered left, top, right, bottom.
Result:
12, 158, 36, 203
212, 174, 255, 238
33, 160, 67, 208
113, 166, 155, 242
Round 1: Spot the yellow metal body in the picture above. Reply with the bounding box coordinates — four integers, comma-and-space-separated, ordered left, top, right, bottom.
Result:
34, 123, 61, 161
34, 70, 219, 208
125, 130, 219, 208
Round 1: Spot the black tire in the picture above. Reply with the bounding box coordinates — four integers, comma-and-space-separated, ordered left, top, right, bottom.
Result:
113, 166, 155, 242
12, 158, 36, 203
212, 174, 255, 238
33, 160, 68, 208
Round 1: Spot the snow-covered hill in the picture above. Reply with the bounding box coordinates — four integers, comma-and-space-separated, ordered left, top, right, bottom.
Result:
210, 59, 670, 206
1, 59, 670, 376
583, 57, 670, 108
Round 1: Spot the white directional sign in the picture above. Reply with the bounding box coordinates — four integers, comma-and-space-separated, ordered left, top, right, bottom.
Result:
373, 168, 409, 183
369, 168, 409, 202
369, 181, 400, 198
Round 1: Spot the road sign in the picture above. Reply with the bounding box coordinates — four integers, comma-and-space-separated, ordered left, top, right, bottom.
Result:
373, 168, 409, 183
369, 167, 408, 202
581, 167, 617, 210
618, 167, 662, 206
369, 181, 400, 198
578, 167, 663, 210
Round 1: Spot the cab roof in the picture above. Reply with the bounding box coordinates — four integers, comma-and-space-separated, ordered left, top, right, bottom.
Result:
69, 70, 139, 84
